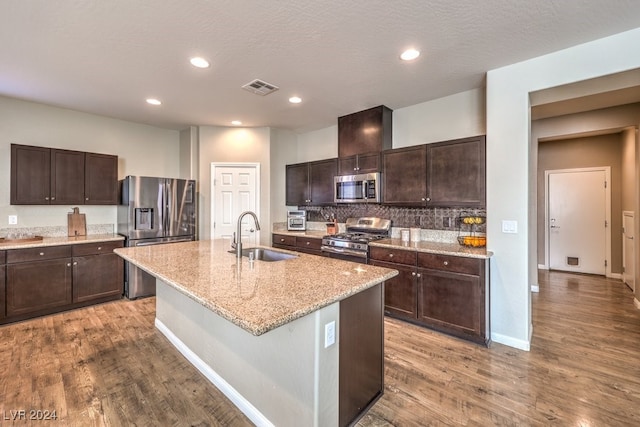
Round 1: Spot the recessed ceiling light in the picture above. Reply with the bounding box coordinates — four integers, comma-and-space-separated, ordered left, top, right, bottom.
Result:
400, 49, 420, 61
190, 57, 210, 68
146, 98, 162, 105
231, 120, 242, 126
289, 96, 302, 104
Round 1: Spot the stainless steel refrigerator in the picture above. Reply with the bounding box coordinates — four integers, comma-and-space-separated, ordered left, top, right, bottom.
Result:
117, 176, 197, 299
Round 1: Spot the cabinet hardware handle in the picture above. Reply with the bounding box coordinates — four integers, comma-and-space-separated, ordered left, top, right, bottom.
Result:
45, 197, 49, 201
39, 252, 44, 256
86, 197, 89, 201
389, 253, 394, 258
443, 261, 449, 266
417, 273, 422, 278
280, 238, 285, 242
306, 241, 310, 245
51, 197, 56, 200
97, 246, 102, 250
73, 262, 78, 266
421, 197, 425, 201
412, 272, 416, 276
426, 197, 431, 202
67, 263, 71, 267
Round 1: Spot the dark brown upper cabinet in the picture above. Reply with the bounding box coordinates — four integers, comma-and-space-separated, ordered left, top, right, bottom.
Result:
338, 105, 392, 158
337, 152, 381, 175
382, 136, 486, 207
427, 136, 485, 207
285, 158, 337, 206
10, 144, 118, 205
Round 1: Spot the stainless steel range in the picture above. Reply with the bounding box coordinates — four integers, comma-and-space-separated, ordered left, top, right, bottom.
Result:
321, 217, 391, 263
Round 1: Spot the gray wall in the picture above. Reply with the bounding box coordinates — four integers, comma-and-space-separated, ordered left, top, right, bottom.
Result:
537, 133, 623, 272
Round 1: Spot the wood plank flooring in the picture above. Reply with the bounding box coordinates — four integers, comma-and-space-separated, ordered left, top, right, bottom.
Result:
1, 270, 639, 426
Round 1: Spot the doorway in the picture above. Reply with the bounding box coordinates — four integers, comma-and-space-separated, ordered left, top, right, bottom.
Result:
545, 167, 611, 276
623, 211, 635, 291
210, 163, 261, 244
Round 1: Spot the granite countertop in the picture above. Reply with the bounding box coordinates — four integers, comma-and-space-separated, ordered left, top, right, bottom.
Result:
115, 239, 398, 336
370, 238, 493, 259
0, 234, 124, 250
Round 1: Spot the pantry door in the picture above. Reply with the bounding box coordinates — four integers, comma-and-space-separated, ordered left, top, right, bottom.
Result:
546, 168, 609, 275
211, 163, 260, 244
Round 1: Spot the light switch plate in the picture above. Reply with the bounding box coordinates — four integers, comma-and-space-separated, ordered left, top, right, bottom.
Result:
502, 220, 518, 233
8, 215, 17, 225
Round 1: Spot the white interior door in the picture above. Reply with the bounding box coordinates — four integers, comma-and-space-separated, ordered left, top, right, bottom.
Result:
623, 211, 635, 291
548, 169, 607, 275
211, 164, 260, 244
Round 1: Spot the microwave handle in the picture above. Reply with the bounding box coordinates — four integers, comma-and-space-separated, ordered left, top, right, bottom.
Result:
363, 180, 369, 199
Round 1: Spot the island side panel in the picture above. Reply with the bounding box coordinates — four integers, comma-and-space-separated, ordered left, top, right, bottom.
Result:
154, 280, 340, 427
339, 282, 384, 426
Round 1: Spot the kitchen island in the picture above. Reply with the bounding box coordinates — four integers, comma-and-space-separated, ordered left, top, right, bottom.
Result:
114, 239, 398, 427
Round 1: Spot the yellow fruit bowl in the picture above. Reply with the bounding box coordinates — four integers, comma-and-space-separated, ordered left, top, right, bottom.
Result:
461, 216, 485, 225
457, 235, 486, 248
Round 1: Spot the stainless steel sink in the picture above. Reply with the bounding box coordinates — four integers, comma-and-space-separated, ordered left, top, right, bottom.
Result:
229, 247, 298, 262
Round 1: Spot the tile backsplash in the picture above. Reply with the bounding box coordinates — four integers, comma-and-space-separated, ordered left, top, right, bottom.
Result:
300, 205, 486, 232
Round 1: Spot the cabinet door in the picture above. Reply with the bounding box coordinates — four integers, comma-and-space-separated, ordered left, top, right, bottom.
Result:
337, 156, 358, 175
418, 268, 482, 339
308, 158, 337, 205
382, 145, 427, 205
10, 144, 51, 204
85, 152, 118, 204
370, 260, 417, 319
73, 253, 124, 303
338, 105, 392, 157
339, 152, 382, 175
285, 163, 309, 206
6, 259, 73, 317
0, 264, 5, 319
51, 149, 85, 205
427, 136, 486, 207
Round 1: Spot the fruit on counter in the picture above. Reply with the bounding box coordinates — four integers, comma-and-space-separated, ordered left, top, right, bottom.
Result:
462, 216, 485, 225
462, 236, 486, 247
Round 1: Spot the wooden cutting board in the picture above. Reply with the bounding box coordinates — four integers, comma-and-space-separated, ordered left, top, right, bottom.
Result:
68, 207, 87, 237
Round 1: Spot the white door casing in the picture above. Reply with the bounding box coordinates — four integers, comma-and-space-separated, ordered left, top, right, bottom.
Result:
211, 163, 260, 245
545, 167, 610, 276
623, 211, 635, 291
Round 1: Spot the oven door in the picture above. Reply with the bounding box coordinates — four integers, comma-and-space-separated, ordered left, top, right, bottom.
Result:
321, 246, 368, 264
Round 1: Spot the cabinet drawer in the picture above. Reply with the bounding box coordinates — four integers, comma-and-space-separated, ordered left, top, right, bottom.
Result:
369, 246, 416, 265
0, 250, 5, 264
417, 252, 481, 276
272, 234, 296, 247
7, 245, 72, 264
72, 240, 123, 256
295, 237, 322, 251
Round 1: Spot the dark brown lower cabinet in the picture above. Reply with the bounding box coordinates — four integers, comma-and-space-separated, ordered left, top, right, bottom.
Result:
339, 283, 384, 426
370, 259, 417, 319
418, 268, 483, 341
0, 250, 6, 319
7, 257, 73, 317
72, 241, 124, 303
272, 233, 323, 256
2, 241, 123, 324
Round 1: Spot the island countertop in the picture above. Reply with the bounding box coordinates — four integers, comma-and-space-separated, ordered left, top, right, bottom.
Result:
0, 233, 124, 250
115, 239, 398, 336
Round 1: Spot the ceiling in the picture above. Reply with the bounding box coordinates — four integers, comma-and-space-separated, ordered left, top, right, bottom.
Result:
2, 1, 640, 133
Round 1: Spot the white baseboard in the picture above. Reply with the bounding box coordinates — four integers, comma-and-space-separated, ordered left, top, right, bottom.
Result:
635, 298, 640, 310
155, 318, 274, 427
538, 264, 548, 270
491, 332, 530, 351
531, 284, 540, 293
608, 273, 622, 280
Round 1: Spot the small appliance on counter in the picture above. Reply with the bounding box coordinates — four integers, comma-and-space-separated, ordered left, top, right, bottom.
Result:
287, 210, 306, 231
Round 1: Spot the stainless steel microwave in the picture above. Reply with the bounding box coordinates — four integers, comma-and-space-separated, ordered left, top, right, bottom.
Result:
334, 172, 381, 203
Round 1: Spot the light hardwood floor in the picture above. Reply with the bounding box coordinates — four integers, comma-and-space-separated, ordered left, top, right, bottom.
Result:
1, 270, 639, 426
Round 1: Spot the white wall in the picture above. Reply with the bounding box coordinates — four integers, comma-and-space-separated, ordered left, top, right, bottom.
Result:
270, 128, 298, 222
621, 127, 637, 212
0, 95, 180, 230
296, 125, 339, 161
393, 88, 486, 148
487, 27, 640, 350
198, 126, 271, 244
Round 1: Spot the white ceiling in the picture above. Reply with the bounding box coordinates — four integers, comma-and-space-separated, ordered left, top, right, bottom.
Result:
2, 0, 640, 133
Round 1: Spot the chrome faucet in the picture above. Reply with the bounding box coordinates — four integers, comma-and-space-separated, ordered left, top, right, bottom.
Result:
232, 211, 261, 259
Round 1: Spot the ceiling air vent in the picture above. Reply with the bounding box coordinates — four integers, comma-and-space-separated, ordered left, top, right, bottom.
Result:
242, 79, 279, 96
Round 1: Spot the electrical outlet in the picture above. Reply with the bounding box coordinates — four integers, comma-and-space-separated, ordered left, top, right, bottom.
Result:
8, 215, 17, 225
324, 321, 335, 348
443, 217, 451, 228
